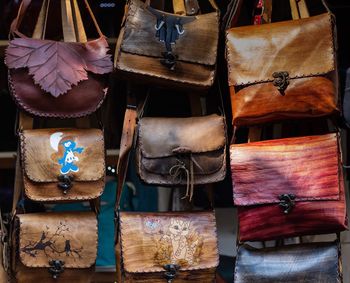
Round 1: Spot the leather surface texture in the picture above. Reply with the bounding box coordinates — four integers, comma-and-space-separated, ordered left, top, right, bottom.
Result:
226, 13, 338, 126
114, 0, 219, 89
135, 114, 226, 186
230, 133, 347, 241
13, 212, 97, 283
120, 211, 218, 282
20, 128, 105, 202
234, 242, 341, 283
5, 37, 112, 118
0, 229, 8, 282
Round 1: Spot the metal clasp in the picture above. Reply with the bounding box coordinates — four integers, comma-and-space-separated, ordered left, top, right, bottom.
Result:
163, 264, 180, 283
278, 194, 296, 214
272, 71, 290, 94
57, 175, 74, 194
48, 260, 65, 279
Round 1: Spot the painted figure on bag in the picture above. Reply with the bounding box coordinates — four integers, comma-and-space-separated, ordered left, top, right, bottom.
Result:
50, 132, 84, 174
146, 218, 202, 267
58, 140, 84, 174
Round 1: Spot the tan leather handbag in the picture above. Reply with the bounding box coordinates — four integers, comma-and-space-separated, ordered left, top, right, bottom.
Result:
226, 12, 338, 126
12, 212, 97, 283
19, 128, 105, 202
115, 0, 219, 90
135, 114, 227, 200
119, 211, 219, 282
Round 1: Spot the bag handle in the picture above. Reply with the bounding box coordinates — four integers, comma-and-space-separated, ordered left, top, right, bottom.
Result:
10, 0, 103, 39
144, 0, 218, 13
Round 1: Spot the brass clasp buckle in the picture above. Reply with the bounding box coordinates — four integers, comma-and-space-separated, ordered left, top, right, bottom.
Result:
57, 175, 74, 194
163, 264, 180, 283
272, 71, 290, 94
278, 193, 296, 214
48, 260, 65, 279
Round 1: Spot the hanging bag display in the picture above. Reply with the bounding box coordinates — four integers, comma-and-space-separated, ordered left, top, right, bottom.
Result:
4, 0, 113, 118
136, 114, 227, 200
225, 10, 338, 126
11, 212, 97, 283
234, 241, 342, 283
119, 211, 219, 282
19, 128, 105, 202
114, 0, 219, 90
230, 133, 347, 242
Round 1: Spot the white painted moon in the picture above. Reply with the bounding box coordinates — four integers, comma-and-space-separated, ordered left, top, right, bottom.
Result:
50, 132, 63, 151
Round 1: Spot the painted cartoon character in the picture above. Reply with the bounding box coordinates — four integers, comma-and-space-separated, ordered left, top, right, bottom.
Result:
58, 140, 84, 174
158, 219, 200, 266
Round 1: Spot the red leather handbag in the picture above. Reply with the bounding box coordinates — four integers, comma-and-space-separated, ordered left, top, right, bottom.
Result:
230, 133, 347, 242
5, 0, 113, 118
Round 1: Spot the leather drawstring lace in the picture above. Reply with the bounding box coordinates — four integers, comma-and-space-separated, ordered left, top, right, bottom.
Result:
169, 154, 203, 201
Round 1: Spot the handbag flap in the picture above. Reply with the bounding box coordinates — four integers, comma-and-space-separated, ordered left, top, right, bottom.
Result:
120, 0, 219, 66
235, 242, 339, 282
120, 211, 219, 273
139, 114, 225, 158
226, 13, 335, 86
20, 128, 105, 182
17, 212, 97, 268
231, 133, 340, 206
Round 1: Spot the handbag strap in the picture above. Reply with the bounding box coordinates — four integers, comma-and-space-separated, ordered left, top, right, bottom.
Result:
10, 0, 103, 39
145, 0, 218, 12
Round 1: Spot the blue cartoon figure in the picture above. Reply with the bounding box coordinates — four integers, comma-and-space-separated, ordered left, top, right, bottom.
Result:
58, 140, 84, 174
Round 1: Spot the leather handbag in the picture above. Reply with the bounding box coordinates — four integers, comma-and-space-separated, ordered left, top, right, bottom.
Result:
19, 128, 105, 202
135, 114, 227, 200
12, 212, 97, 283
5, 0, 113, 118
234, 242, 342, 283
119, 211, 219, 282
226, 12, 338, 126
114, 0, 219, 90
0, 210, 9, 283
230, 133, 347, 242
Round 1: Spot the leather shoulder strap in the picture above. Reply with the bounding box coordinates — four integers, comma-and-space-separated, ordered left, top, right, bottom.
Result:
9, 0, 32, 36
116, 105, 137, 211
10, 0, 103, 39
223, 0, 244, 29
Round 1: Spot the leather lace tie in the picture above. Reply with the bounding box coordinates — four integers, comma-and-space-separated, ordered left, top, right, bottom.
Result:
169, 154, 203, 201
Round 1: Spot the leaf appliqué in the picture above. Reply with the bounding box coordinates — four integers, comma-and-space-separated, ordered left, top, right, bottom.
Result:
5, 37, 113, 97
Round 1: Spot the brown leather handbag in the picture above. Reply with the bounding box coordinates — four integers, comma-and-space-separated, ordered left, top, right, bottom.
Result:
230, 133, 347, 242
234, 242, 342, 283
119, 211, 219, 282
0, 210, 9, 283
114, 0, 219, 90
19, 128, 105, 202
12, 212, 97, 283
135, 114, 227, 200
5, 0, 113, 118
226, 13, 338, 126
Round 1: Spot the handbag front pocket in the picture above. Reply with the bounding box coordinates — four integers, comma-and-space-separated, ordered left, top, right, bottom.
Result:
20, 128, 105, 202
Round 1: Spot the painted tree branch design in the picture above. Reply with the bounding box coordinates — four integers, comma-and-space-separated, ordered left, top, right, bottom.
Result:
21, 221, 83, 259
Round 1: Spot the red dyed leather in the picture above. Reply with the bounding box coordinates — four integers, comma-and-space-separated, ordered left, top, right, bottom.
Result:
5, 37, 112, 118
230, 134, 347, 242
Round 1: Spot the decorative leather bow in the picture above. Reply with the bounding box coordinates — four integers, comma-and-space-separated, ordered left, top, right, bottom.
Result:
169, 153, 203, 201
